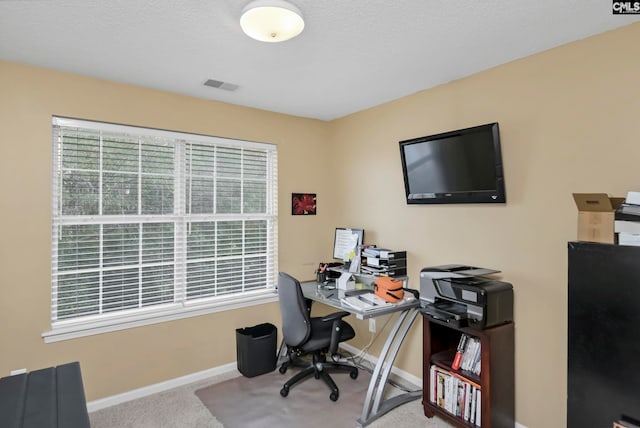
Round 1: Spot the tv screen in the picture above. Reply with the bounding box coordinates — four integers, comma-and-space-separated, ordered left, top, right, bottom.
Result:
399, 122, 506, 204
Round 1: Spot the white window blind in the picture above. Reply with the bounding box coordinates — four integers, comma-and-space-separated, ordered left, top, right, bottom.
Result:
48, 117, 278, 340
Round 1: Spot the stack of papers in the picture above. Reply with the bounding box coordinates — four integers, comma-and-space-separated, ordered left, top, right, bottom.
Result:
341, 292, 390, 311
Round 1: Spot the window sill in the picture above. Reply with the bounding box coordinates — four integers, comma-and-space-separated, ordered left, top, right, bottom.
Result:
42, 289, 278, 343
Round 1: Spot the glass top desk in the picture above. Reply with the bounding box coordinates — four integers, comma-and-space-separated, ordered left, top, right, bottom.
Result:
300, 280, 422, 427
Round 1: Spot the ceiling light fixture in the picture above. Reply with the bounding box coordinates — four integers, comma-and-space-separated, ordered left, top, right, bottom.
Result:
240, 0, 305, 43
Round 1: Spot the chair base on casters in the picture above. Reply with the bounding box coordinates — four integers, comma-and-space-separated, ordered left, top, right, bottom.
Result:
279, 353, 358, 402
278, 346, 310, 375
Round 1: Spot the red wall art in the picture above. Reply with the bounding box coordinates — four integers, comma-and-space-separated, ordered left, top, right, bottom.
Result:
291, 193, 316, 215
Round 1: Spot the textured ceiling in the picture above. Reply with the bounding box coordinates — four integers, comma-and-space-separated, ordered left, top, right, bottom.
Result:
1, 0, 638, 121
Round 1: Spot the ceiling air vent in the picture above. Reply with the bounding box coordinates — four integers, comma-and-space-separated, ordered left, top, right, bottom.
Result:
204, 79, 239, 91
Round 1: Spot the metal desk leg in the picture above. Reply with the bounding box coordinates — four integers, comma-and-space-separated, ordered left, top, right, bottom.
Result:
276, 338, 287, 365
357, 308, 422, 427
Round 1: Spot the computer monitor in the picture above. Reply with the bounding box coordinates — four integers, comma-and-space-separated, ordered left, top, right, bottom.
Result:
333, 227, 364, 261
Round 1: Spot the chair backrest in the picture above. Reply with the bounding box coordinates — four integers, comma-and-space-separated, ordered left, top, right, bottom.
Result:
278, 272, 311, 348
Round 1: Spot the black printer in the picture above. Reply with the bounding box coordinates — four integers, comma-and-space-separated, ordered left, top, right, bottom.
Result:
419, 264, 513, 330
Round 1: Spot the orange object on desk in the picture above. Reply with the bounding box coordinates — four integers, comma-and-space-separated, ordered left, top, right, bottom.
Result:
374, 277, 404, 303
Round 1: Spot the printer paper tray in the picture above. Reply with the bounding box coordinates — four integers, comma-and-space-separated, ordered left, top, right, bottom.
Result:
421, 301, 469, 327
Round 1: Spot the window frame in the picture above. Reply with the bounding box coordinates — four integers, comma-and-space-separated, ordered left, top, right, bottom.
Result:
44, 117, 278, 343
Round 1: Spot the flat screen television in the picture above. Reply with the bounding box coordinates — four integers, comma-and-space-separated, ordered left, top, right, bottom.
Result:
399, 122, 506, 204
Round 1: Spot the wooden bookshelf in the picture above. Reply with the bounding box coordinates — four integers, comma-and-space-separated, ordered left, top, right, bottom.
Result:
422, 317, 514, 428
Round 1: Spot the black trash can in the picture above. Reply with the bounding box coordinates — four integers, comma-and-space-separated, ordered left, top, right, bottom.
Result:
235, 322, 277, 377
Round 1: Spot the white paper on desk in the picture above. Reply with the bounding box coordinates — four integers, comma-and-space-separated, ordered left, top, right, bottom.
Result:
358, 292, 390, 306
341, 295, 377, 311
341, 296, 368, 311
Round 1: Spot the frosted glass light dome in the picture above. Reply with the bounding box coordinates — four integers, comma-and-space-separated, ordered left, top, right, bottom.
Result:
240, 0, 305, 43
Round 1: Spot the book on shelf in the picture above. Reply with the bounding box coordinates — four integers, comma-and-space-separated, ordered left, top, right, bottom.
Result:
463, 382, 472, 422
455, 335, 481, 375
452, 334, 469, 370
444, 372, 454, 413
429, 365, 482, 426
469, 385, 476, 425
461, 338, 474, 371
429, 362, 436, 403
475, 389, 481, 427
455, 381, 465, 417
436, 368, 446, 408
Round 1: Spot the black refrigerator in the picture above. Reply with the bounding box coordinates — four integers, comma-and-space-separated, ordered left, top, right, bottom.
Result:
567, 241, 640, 427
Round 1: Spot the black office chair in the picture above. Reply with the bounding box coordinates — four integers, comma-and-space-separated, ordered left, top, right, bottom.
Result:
277, 272, 358, 401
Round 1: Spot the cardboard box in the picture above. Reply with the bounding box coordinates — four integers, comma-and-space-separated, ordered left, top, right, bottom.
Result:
573, 193, 625, 244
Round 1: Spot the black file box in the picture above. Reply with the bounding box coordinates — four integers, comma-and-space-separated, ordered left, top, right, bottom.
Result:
236, 323, 277, 377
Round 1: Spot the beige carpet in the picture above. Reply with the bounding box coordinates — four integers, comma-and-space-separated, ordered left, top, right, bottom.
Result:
90, 367, 454, 428
196, 368, 372, 428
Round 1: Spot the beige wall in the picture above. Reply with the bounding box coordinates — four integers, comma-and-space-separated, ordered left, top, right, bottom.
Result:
0, 60, 337, 399
329, 23, 640, 428
1, 22, 639, 428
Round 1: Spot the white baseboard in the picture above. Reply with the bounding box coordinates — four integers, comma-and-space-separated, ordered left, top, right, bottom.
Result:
87, 362, 238, 412
339, 342, 423, 387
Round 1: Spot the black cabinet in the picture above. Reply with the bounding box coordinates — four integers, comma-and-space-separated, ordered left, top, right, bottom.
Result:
567, 241, 640, 427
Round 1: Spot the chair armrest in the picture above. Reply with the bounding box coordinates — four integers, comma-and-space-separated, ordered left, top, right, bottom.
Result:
320, 311, 350, 323
322, 311, 351, 355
